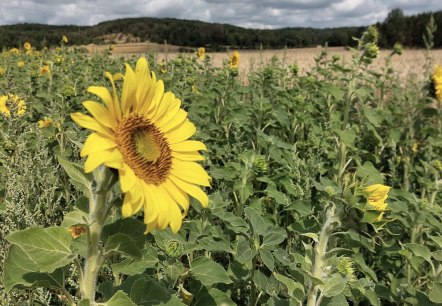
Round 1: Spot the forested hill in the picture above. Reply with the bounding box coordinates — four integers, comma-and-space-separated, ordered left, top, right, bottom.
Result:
0, 9, 441, 50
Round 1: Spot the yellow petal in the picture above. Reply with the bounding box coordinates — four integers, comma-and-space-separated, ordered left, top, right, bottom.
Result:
71, 112, 114, 139
122, 192, 142, 217
170, 160, 211, 187
166, 120, 196, 144
119, 164, 137, 192
121, 63, 137, 115
143, 184, 159, 224
169, 203, 183, 233
161, 180, 189, 212
103, 149, 124, 170
88, 86, 113, 108
169, 175, 209, 208
172, 152, 205, 161
170, 141, 207, 152
83, 101, 116, 130
155, 95, 181, 128
84, 151, 107, 173
81, 133, 116, 157
160, 109, 188, 133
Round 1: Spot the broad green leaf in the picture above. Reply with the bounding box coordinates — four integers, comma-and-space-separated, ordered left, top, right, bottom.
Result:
260, 249, 275, 271
102, 218, 145, 244
322, 274, 346, 297
244, 206, 268, 236
3, 245, 65, 292
128, 276, 184, 305
6, 227, 74, 273
197, 236, 234, 254
105, 233, 144, 258
61, 209, 89, 228
429, 282, 442, 303
261, 228, 287, 249
189, 256, 232, 286
106, 290, 136, 306
403, 243, 432, 263
234, 180, 253, 204
320, 294, 349, 306
58, 156, 93, 194
112, 246, 159, 276
363, 289, 380, 306
164, 261, 184, 287
194, 288, 236, 306
273, 272, 305, 302
356, 162, 384, 184
235, 236, 257, 264
253, 270, 278, 295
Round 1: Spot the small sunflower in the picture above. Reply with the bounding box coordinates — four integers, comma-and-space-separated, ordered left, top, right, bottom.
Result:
432, 65, 442, 102
0, 67, 5, 76
9, 48, 19, 55
0, 95, 10, 117
18, 61, 25, 68
197, 47, 205, 61
363, 184, 391, 221
229, 51, 240, 69
72, 57, 210, 233
38, 117, 53, 128
24, 42, 31, 50
62, 35, 68, 43
40, 65, 51, 75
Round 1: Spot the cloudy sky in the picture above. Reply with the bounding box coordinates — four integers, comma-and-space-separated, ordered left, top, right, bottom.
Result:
0, 0, 441, 29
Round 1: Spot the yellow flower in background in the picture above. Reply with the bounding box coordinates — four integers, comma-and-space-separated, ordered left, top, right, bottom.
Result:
71, 57, 210, 233
411, 142, 419, 155
197, 47, 205, 60
18, 61, 25, 68
24, 42, 31, 50
229, 51, 240, 69
432, 65, 442, 102
40, 65, 51, 75
0, 67, 5, 76
159, 60, 167, 73
0, 95, 10, 117
38, 117, 53, 128
0, 94, 26, 117
9, 48, 19, 54
364, 184, 391, 221
109, 44, 115, 51
62, 35, 68, 43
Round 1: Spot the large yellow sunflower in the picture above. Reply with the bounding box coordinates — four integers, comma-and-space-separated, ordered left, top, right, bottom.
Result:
72, 57, 210, 233
229, 51, 240, 69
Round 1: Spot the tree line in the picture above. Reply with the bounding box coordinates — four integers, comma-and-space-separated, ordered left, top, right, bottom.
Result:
0, 9, 440, 51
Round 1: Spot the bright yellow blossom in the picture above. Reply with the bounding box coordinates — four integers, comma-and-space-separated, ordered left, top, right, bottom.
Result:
40, 65, 51, 75
364, 184, 391, 221
432, 65, 442, 102
24, 42, 31, 50
229, 51, 240, 69
71, 57, 210, 233
197, 47, 205, 60
38, 118, 53, 128
17, 61, 25, 68
62, 35, 68, 43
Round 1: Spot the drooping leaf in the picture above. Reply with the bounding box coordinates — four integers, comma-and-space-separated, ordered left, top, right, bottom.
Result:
189, 256, 232, 286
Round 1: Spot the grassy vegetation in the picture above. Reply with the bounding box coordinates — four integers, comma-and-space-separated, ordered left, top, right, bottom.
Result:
0, 25, 442, 305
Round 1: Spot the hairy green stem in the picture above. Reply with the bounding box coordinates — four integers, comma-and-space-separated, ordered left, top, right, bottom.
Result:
306, 205, 338, 306
80, 167, 115, 303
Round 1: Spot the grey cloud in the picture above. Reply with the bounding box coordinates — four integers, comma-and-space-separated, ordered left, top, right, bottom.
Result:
0, 0, 440, 29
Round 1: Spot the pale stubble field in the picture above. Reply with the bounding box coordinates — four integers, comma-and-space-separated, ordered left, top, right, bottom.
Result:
85, 42, 442, 81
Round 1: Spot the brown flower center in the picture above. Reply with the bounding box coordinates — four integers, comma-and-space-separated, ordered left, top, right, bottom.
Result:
115, 114, 172, 185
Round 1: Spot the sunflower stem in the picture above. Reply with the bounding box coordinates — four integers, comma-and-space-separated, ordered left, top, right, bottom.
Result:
80, 166, 115, 303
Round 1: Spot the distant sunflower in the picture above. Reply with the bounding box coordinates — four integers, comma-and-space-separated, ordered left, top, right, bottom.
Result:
0, 95, 10, 117
197, 47, 205, 60
432, 65, 442, 102
40, 65, 50, 75
72, 57, 210, 233
62, 35, 68, 43
24, 42, 31, 50
229, 51, 240, 69
0, 94, 26, 117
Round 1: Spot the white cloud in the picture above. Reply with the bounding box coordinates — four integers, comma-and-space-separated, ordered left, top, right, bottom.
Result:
0, 0, 440, 28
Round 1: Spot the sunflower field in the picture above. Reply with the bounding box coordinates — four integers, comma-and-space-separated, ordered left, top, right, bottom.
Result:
1, 25, 442, 306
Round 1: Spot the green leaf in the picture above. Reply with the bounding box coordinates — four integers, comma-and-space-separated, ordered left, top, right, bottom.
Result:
244, 206, 268, 236
356, 162, 384, 184
189, 256, 232, 286
320, 294, 349, 306
3, 245, 65, 292
260, 249, 275, 271
403, 243, 432, 263
322, 274, 346, 297
235, 236, 257, 264
102, 218, 146, 244
61, 209, 89, 228
106, 290, 136, 306
261, 228, 287, 249
105, 233, 144, 258
253, 270, 277, 295
128, 276, 184, 305
112, 246, 159, 276
429, 282, 442, 303
234, 180, 253, 204
273, 272, 305, 302
363, 289, 380, 306
6, 227, 74, 273
164, 261, 184, 287
197, 236, 234, 254
57, 156, 93, 194
194, 288, 236, 306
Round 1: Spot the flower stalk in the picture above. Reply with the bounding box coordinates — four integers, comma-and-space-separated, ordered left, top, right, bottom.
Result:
80, 167, 115, 303
306, 205, 339, 306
